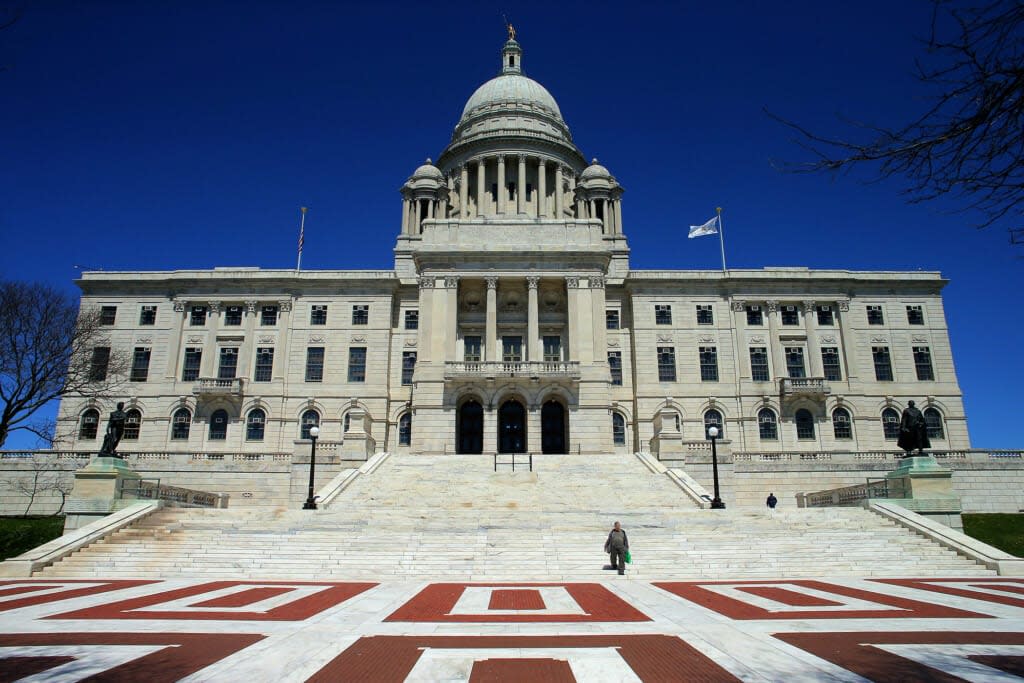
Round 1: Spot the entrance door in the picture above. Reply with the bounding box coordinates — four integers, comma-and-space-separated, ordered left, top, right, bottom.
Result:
541, 400, 566, 454
458, 400, 483, 454
498, 400, 526, 453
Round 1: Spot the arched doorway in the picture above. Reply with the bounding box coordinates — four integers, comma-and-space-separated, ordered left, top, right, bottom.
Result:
457, 400, 483, 454
541, 400, 567, 454
498, 399, 526, 453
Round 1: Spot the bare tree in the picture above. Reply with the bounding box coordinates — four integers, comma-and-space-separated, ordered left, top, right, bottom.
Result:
0, 281, 128, 448
771, 1, 1024, 232
1, 456, 73, 517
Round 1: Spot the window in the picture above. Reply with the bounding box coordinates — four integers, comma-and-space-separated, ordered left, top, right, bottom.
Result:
490, 182, 498, 203
606, 310, 620, 330
305, 347, 324, 382
612, 413, 626, 445
746, 305, 763, 326
182, 347, 202, 381
907, 305, 924, 325
543, 336, 561, 362
785, 347, 806, 378
502, 336, 523, 362
704, 409, 723, 438
90, 347, 111, 382
758, 409, 778, 440
401, 351, 416, 385
352, 305, 369, 325
343, 413, 351, 432
526, 182, 533, 200
913, 346, 934, 380
696, 304, 714, 325
924, 407, 945, 439
348, 347, 366, 382
404, 310, 418, 330
816, 305, 834, 326
750, 347, 770, 382
699, 346, 719, 381
224, 305, 243, 326
882, 408, 901, 440
123, 409, 141, 440
310, 305, 328, 326
218, 348, 238, 379
821, 347, 842, 381
654, 305, 672, 325
832, 408, 852, 439
873, 346, 893, 381
867, 305, 884, 325
190, 306, 207, 326
260, 305, 278, 326
398, 412, 412, 446
796, 409, 815, 440
300, 410, 320, 440
139, 305, 157, 326
100, 306, 117, 325
608, 351, 623, 386
209, 409, 228, 440
130, 347, 151, 382
171, 408, 192, 440
246, 408, 266, 441
254, 347, 274, 382
79, 409, 99, 439
657, 346, 676, 382
781, 305, 799, 325
464, 336, 482, 362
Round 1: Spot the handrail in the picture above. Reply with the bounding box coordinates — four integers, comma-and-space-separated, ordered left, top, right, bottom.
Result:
117, 477, 229, 508
493, 452, 533, 472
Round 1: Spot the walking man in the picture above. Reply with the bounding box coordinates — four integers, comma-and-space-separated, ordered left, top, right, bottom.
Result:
604, 521, 629, 575
766, 492, 778, 516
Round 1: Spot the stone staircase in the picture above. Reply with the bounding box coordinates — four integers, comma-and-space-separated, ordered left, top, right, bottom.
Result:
38, 453, 993, 580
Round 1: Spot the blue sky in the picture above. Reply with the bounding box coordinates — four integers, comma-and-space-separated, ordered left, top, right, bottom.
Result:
1, 1, 1021, 449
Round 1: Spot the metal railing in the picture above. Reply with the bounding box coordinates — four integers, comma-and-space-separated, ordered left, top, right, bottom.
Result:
117, 478, 229, 508
445, 361, 581, 380
493, 452, 533, 472
802, 476, 908, 508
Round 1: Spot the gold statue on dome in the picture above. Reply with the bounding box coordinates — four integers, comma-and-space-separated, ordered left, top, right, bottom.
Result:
507, 22, 515, 40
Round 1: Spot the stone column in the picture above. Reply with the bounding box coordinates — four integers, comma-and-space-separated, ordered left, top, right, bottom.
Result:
427, 198, 434, 220
439, 194, 448, 219
410, 200, 420, 234
460, 165, 469, 219
537, 159, 547, 218
238, 300, 258, 381
569, 173, 578, 217
590, 275, 607, 356
555, 165, 564, 217
836, 299, 858, 380
766, 300, 785, 380
483, 404, 497, 453
485, 276, 498, 362
517, 154, 526, 215
731, 301, 748, 378
603, 198, 611, 233
566, 277, 580, 361
275, 299, 293, 382
476, 158, 487, 217
445, 276, 459, 361
804, 300, 822, 377
527, 276, 540, 361
401, 197, 410, 235
417, 277, 435, 362
497, 155, 506, 214
166, 300, 188, 380
200, 300, 221, 377
614, 199, 623, 234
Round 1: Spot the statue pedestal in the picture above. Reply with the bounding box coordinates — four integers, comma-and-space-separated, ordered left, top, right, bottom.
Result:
885, 455, 963, 530
64, 456, 141, 532
650, 407, 685, 461
341, 408, 376, 461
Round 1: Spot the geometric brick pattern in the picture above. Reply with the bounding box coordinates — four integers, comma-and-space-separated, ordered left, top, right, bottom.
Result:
875, 578, 1024, 609
0, 579, 156, 612
488, 588, 546, 611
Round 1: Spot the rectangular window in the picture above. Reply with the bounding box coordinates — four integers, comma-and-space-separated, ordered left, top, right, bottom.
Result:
182, 347, 202, 381
348, 347, 367, 382
749, 347, 770, 382
657, 346, 676, 382
867, 305, 884, 325
401, 351, 416, 385
543, 336, 561, 362
654, 305, 672, 325
310, 305, 328, 326
90, 346, 110, 382
502, 336, 523, 362
821, 347, 842, 381
404, 310, 418, 330
130, 347, 151, 382
305, 347, 324, 382
907, 305, 924, 325
100, 306, 117, 325
606, 310, 620, 330
816, 305, 834, 326
352, 305, 369, 325
608, 351, 623, 386
913, 346, 934, 380
224, 305, 243, 326
699, 346, 719, 381
785, 347, 806, 378
696, 304, 714, 325
781, 305, 799, 325
190, 306, 207, 326
464, 336, 482, 362
218, 348, 238, 379
260, 305, 278, 326
746, 305, 763, 326
872, 346, 893, 381
139, 305, 157, 326
254, 347, 274, 382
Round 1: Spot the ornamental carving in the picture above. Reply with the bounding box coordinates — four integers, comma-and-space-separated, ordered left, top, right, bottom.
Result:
485, 276, 498, 289
731, 300, 745, 312
258, 336, 275, 344
838, 299, 850, 312
208, 300, 221, 313
173, 300, 185, 312
135, 337, 152, 344
912, 336, 929, 343
565, 276, 579, 289
418, 276, 435, 289
749, 336, 766, 344
245, 300, 258, 313
608, 339, 620, 347
279, 300, 293, 312
309, 335, 325, 343
766, 300, 779, 313
187, 336, 204, 344
404, 338, 417, 347
656, 334, 673, 343
820, 335, 837, 344
351, 335, 366, 343
526, 276, 540, 290
589, 275, 605, 289
444, 276, 460, 289
698, 336, 716, 344
871, 336, 889, 344
803, 300, 816, 314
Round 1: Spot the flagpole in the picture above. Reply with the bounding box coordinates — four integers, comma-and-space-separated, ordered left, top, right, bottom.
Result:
716, 206, 727, 273
296, 207, 307, 271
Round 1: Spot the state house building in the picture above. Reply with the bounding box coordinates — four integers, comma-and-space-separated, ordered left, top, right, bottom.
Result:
59, 35, 969, 460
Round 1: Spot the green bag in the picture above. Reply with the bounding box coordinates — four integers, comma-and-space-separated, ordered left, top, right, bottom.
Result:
624, 550, 632, 564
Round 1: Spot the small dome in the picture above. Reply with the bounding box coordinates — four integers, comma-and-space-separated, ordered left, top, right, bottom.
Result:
579, 159, 611, 180
412, 158, 444, 181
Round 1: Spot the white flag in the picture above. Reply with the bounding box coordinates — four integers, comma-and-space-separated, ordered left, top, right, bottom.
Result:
688, 216, 719, 238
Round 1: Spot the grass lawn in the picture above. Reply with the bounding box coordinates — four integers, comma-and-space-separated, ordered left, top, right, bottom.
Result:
962, 513, 1024, 557
0, 516, 66, 561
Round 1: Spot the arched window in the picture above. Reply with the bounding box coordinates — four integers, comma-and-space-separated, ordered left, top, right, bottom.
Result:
79, 409, 100, 439
758, 408, 778, 440
246, 408, 266, 441
612, 413, 626, 445
832, 408, 852, 439
398, 412, 412, 446
123, 409, 142, 440
704, 409, 723, 438
171, 408, 192, 440
924, 407, 945, 440
300, 410, 320, 440
209, 409, 228, 440
882, 408, 900, 440
343, 413, 351, 433
796, 408, 815, 440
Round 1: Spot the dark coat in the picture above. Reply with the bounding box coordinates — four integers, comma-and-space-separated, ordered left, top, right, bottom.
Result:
898, 406, 931, 452
604, 528, 629, 552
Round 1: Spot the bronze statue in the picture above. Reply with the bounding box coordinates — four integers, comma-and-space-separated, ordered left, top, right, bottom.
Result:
507, 22, 515, 40
897, 400, 931, 457
99, 402, 128, 458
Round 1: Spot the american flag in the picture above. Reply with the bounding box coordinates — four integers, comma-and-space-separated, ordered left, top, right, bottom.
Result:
296, 207, 308, 270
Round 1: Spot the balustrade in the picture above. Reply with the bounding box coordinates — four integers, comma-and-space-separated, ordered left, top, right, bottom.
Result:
445, 360, 580, 380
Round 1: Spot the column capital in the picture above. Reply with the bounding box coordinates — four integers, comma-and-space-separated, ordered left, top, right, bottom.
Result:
497, 155, 506, 165
518, 153, 527, 162
565, 276, 579, 289
207, 300, 221, 313
418, 276, 435, 290
526, 275, 540, 290
731, 300, 745, 312
589, 275, 605, 289
279, 300, 293, 312
444, 275, 460, 289
245, 300, 258, 313
803, 300, 816, 315
485, 276, 499, 289
173, 299, 186, 313
766, 300, 779, 313
838, 299, 850, 312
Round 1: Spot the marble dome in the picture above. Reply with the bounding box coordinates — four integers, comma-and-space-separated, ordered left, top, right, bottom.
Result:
459, 73, 564, 125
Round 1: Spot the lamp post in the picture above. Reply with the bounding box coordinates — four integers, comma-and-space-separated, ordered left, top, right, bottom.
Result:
303, 425, 320, 510
707, 425, 725, 509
